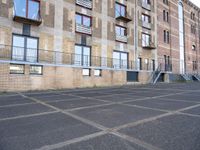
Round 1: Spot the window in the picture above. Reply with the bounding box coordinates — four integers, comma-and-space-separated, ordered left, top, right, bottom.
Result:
115, 25, 127, 36
113, 51, 128, 69
30, 65, 43, 75
142, 0, 151, 5
137, 58, 142, 70
94, 69, 102, 76
74, 45, 91, 66
142, 14, 151, 23
10, 64, 25, 74
142, 33, 151, 46
14, 0, 40, 20
163, 0, 168, 5
163, 10, 169, 22
191, 25, 196, 34
193, 61, 197, 71
76, 14, 91, 27
115, 2, 126, 17
191, 12, 195, 21
192, 45, 196, 51
164, 30, 170, 44
12, 34, 38, 62
82, 68, 91, 76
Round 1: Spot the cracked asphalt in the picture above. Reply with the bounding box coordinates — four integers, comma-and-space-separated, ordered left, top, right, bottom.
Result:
0, 83, 200, 150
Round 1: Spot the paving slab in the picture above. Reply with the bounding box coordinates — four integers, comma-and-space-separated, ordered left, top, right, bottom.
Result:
34, 94, 80, 102
163, 94, 200, 102
71, 104, 164, 128
56, 134, 147, 150
25, 92, 61, 98
0, 97, 34, 107
48, 98, 109, 110
182, 106, 200, 115
119, 114, 200, 150
0, 112, 100, 150
0, 103, 54, 119
0, 95, 27, 101
96, 95, 146, 102
125, 98, 197, 111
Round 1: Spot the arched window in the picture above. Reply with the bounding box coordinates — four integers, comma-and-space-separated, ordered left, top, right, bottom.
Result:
192, 45, 196, 51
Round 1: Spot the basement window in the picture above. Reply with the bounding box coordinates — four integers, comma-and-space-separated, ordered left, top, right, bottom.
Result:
30, 65, 43, 75
94, 69, 102, 77
10, 64, 25, 74
82, 68, 91, 76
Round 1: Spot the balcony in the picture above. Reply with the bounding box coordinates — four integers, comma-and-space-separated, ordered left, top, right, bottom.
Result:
76, 23, 92, 35
13, 0, 42, 26
116, 35, 128, 43
142, 2, 151, 10
76, 0, 92, 9
142, 42, 156, 49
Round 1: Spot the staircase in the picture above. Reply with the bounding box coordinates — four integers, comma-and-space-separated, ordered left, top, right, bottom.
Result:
149, 65, 162, 85
181, 74, 191, 81
193, 74, 200, 81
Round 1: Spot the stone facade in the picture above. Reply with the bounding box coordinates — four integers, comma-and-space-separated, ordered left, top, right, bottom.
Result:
0, 0, 200, 91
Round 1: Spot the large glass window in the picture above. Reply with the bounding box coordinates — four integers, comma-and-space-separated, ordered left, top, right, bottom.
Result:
142, 33, 151, 46
14, 0, 40, 20
74, 45, 91, 66
115, 3, 126, 17
142, 14, 151, 23
75, 14, 91, 27
12, 35, 38, 62
113, 51, 128, 69
115, 25, 127, 36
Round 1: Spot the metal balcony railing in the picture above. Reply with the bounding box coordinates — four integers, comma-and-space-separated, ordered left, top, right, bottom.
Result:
142, 2, 151, 10
116, 35, 128, 43
76, 0, 92, 9
76, 23, 92, 35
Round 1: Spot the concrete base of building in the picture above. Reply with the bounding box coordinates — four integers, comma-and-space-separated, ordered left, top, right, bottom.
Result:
2, 63, 195, 92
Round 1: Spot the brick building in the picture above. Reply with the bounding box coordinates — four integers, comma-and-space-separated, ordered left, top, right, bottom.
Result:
0, 0, 199, 91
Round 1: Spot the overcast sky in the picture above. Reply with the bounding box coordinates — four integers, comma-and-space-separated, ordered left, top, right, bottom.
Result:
190, 0, 200, 7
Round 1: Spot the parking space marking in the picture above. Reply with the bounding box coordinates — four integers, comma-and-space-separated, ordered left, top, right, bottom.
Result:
0, 102, 37, 108
4, 83, 197, 150
0, 111, 58, 122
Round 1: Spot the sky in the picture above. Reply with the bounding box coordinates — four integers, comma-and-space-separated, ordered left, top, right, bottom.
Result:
190, 0, 200, 7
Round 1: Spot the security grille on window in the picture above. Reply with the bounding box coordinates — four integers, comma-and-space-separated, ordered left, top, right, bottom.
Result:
12, 35, 38, 62
30, 65, 43, 75
10, 64, 25, 74
113, 51, 128, 69
74, 45, 91, 66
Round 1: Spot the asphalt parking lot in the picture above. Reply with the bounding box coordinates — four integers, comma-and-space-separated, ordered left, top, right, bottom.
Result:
1, 83, 200, 150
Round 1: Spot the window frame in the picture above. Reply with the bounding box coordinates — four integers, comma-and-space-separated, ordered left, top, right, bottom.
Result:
30, 65, 43, 75
113, 50, 128, 69
115, 2, 127, 17
115, 25, 127, 36
75, 13, 92, 27
10, 64, 25, 74
142, 33, 151, 47
14, 0, 41, 20
12, 33, 39, 62
74, 44, 91, 66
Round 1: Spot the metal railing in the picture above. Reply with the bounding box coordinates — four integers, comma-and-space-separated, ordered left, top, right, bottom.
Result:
76, 0, 92, 9
76, 23, 92, 35
116, 35, 128, 43
0, 44, 157, 71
